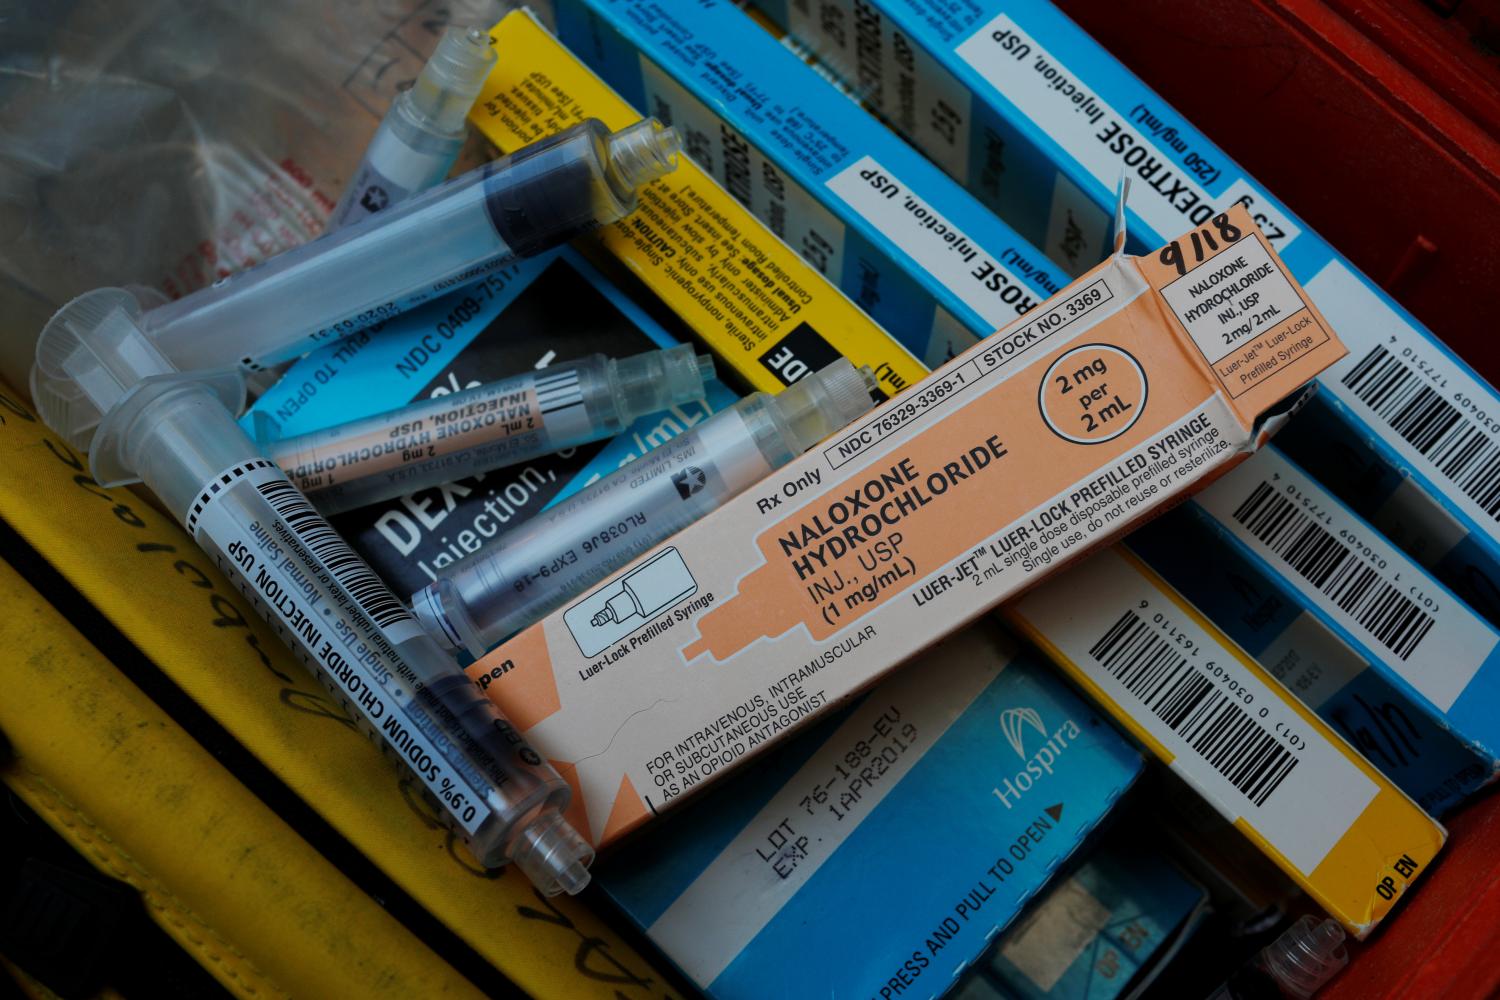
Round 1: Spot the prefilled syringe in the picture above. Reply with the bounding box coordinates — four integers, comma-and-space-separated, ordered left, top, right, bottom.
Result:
35, 117, 681, 449
329, 25, 496, 228
411, 360, 878, 657
259, 345, 716, 515
34, 291, 595, 895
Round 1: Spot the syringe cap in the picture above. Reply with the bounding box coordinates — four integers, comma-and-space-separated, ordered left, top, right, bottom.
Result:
425, 26, 497, 94
606, 119, 681, 192
1262, 915, 1348, 999
509, 810, 595, 896
407, 25, 498, 132
613, 344, 715, 421
34, 287, 243, 482
771, 358, 879, 454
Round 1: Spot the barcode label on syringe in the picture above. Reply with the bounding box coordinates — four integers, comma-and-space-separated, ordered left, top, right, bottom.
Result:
191, 462, 489, 834
1230, 481, 1434, 660
1089, 609, 1296, 806
1012, 548, 1379, 875
258, 476, 416, 632
1342, 345, 1500, 519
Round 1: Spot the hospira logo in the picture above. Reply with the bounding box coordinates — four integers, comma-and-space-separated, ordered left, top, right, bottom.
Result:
1000, 707, 1046, 756
992, 706, 1081, 809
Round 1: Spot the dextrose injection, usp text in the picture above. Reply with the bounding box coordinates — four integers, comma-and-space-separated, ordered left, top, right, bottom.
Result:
256, 346, 716, 515
33, 116, 682, 448
412, 359, 879, 657
32, 291, 597, 896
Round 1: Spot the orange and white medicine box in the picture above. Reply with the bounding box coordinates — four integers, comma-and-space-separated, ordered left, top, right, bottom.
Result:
465, 206, 1348, 847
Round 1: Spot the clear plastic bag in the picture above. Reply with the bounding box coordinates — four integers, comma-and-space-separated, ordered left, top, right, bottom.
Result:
0, 0, 508, 391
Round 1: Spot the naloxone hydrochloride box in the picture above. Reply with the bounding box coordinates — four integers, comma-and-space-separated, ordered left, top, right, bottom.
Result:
533, 0, 1067, 369
463, 205, 1347, 848
1003, 546, 1446, 936
599, 622, 1142, 1000
756, 0, 1500, 643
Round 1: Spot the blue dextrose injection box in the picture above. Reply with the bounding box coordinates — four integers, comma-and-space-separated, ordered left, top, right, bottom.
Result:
243, 246, 740, 596
755, 0, 1500, 630
529, 0, 1067, 369
1127, 443, 1500, 816
598, 621, 1143, 1000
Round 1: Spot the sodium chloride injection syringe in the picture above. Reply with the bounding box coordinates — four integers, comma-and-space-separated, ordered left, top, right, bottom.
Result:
33, 116, 680, 442
329, 24, 496, 227
411, 359, 879, 657
33, 292, 597, 895
256, 345, 716, 515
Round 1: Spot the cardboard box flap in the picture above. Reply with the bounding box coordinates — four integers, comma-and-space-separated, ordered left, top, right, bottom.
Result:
1135, 206, 1345, 433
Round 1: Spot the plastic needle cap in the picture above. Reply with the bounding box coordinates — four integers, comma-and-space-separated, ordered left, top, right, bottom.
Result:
1262, 915, 1348, 999
408, 26, 497, 134
770, 359, 879, 453
608, 118, 683, 191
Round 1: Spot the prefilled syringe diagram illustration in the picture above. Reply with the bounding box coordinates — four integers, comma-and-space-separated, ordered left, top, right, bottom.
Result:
591, 550, 696, 628
565, 548, 699, 657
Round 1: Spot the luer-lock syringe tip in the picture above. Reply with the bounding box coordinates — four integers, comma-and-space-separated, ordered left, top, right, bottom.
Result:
406, 23, 499, 133
1261, 915, 1348, 999
509, 810, 596, 896
607, 118, 682, 191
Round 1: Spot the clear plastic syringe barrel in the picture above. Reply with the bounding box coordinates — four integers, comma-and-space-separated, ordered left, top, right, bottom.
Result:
263, 346, 715, 515
412, 359, 878, 657
329, 25, 497, 228
119, 381, 594, 894
38, 118, 679, 386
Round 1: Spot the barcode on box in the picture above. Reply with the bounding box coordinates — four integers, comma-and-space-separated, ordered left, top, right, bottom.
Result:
1088, 610, 1297, 806
1230, 481, 1434, 660
259, 477, 416, 631
1012, 548, 1383, 873
1343, 345, 1500, 520
1197, 448, 1500, 713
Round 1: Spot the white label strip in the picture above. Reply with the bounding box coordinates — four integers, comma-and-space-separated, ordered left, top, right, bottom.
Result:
826, 154, 1038, 327
1157, 234, 1310, 367
953, 15, 1296, 250
193, 462, 491, 833
1015, 548, 1378, 874
1196, 447, 1500, 712
1257, 611, 1369, 712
